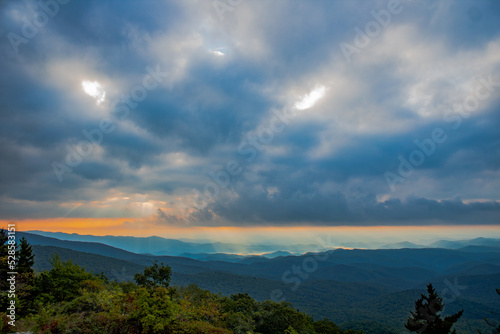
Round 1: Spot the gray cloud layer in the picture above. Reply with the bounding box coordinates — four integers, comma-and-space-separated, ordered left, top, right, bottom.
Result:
0, 0, 499, 225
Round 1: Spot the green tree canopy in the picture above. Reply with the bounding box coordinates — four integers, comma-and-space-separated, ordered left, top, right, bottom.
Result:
134, 260, 172, 289
34, 254, 97, 304
313, 318, 345, 334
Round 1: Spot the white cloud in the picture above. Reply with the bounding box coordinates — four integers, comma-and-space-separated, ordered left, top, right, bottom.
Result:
82, 80, 106, 104
295, 85, 326, 110
210, 50, 225, 56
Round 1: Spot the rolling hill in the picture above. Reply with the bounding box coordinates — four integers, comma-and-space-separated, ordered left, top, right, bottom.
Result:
22, 231, 500, 334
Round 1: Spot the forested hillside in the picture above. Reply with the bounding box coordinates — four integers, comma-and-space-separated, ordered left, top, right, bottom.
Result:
2, 241, 361, 333
2, 232, 497, 333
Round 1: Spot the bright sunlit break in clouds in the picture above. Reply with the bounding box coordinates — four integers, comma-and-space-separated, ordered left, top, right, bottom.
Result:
295, 86, 326, 110
210, 50, 225, 56
82, 80, 105, 104
0, 0, 499, 241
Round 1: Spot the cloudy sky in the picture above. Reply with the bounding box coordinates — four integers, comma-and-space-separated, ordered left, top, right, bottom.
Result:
0, 0, 499, 240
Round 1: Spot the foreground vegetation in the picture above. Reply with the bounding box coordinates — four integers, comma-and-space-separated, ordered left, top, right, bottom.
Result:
2, 258, 362, 334
0, 233, 360, 333
1, 231, 499, 333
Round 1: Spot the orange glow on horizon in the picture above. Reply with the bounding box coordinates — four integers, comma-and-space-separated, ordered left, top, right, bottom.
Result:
1, 218, 499, 244
0, 218, 136, 235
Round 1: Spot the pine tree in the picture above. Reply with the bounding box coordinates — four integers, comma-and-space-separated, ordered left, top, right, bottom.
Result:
16, 237, 36, 316
17, 237, 35, 275
0, 229, 9, 309
0, 229, 8, 274
406, 283, 463, 334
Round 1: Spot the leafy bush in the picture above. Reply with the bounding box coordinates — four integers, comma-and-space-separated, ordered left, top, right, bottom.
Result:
34, 255, 99, 304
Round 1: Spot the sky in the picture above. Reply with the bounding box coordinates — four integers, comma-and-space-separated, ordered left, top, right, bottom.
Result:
0, 0, 499, 242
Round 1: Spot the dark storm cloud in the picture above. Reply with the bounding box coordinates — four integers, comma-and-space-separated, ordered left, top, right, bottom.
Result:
124, 63, 273, 155
0, 0, 499, 225
185, 98, 500, 225
208, 186, 500, 225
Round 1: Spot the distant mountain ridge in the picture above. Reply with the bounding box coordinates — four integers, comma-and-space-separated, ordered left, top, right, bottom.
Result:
25, 230, 500, 257
380, 241, 423, 249
25, 230, 318, 256
19, 231, 500, 280
429, 237, 500, 249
